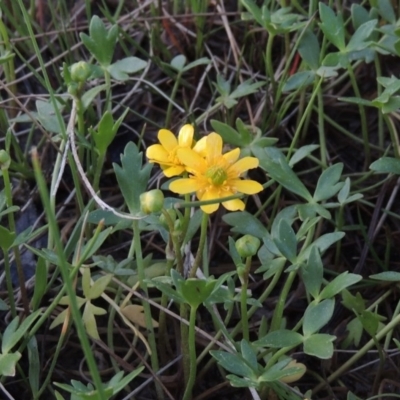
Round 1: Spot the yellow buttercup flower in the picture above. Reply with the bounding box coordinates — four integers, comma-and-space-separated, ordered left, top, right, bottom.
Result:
146, 125, 194, 177
169, 132, 263, 214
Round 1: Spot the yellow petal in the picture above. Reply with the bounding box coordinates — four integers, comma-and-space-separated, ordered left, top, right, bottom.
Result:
163, 165, 186, 177
169, 178, 202, 194
201, 203, 219, 213
177, 148, 206, 171
178, 124, 194, 147
223, 148, 240, 164
231, 179, 263, 194
232, 157, 259, 174
146, 144, 169, 163
197, 188, 220, 213
192, 136, 207, 156
222, 198, 245, 211
206, 133, 223, 164
158, 129, 178, 151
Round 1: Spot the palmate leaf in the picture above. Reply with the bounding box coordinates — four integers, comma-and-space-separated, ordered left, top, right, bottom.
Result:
113, 142, 153, 215
0, 353, 21, 376
80, 15, 118, 66
303, 333, 336, 359
253, 147, 312, 202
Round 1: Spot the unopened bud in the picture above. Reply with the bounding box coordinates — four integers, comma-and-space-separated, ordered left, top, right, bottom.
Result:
140, 189, 164, 214
235, 234, 260, 258
70, 61, 91, 83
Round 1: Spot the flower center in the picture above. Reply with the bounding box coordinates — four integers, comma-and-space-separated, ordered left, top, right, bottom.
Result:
167, 147, 181, 165
205, 166, 227, 186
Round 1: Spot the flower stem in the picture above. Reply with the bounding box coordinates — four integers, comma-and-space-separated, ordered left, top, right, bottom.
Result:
166, 70, 183, 127
240, 256, 252, 341
132, 219, 163, 400
180, 303, 190, 388
182, 305, 198, 400
270, 270, 297, 332
189, 212, 209, 278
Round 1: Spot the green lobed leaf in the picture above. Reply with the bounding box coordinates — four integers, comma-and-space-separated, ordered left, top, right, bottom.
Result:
341, 290, 365, 313
170, 54, 186, 71
289, 145, 319, 167
150, 278, 183, 304
210, 350, 255, 378
87, 274, 113, 300
377, 0, 396, 23
226, 374, 256, 388
107, 57, 147, 81
0, 353, 22, 376
369, 271, 400, 281
274, 219, 297, 262
346, 20, 377, 52
302, 246, 323, 299
313, 163, 344, 202
87, 209, 126, 225
113, 142, 153, 215
358, 310, 380, 337
179, 279, 216, 309
343, 318, 363, 348
320, 272, 362, 300
271, 206, 297, 239
299, 231, 345, 262
222, 211, 269, 239
230, 79, 265, 99
339, 96, 374, 107
108, 366, 144, 394
93, 111, 114, 155
2, 311, 41, 354
182, 57, 211, 72
351, 4, 370, 29
319, 3, 346, 51
35, 98, 65, 134
283, 71, 315, 92
381, 96, 400, 113
337, 177, 351, 204
81, 84, 107, 110
298, 29, 320, 70
241, 0, 264, 28
253, 147, 312, 201
240, 340, 258, 370
211, 119, 251, 147
303, 333, 336, 359
260, 364, 304, 383
80, 227, 113, 262
80, 15, 118, 66
370, 157, 400, 174
303, 299, 335, 336
82, 302, 100, 339
255, 329, 303, 348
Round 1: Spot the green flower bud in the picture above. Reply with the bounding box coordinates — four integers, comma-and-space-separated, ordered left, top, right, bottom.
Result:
140, 189, 164, 214
235, 234, 260, 258
70, 61, 91, 83
0, 150, 11, 170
